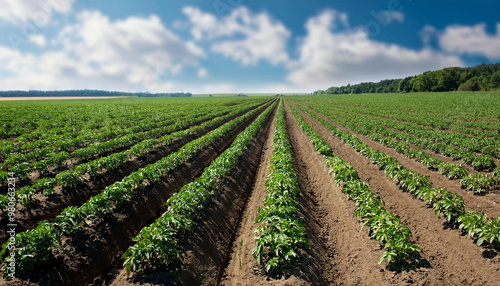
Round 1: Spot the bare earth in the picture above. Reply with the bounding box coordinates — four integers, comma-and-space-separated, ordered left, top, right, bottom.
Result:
4, 99, 500, 285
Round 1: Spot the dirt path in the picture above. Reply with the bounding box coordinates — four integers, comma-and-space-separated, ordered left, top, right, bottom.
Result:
109, 103, 277, 286
220, 103, 281, 285
0, 107, 260, 245
5, 103, 272, 286
283, 103, 397, 285
292, 103, 500, 285
301, 105, 500, 217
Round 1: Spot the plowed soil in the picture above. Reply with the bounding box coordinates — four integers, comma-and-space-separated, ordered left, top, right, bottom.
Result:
292, 103, 500, 285
4, 103, 271, 286
0, 107, 258, 245
303, 105, 500, 217
4, 99, 500, 286
109, 102, 277, 286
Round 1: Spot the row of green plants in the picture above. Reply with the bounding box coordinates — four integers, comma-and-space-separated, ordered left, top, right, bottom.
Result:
354, 107, 498, 164
304, 104, 499, 193
1, 102, 142, 140
306, 94, 500, 140
0, 97, 268, 141
296, 104, 500, 249
315, 103, 499, 160
0, 110, 212, 183
122, 102, 275, 274
0, 105, 256, 215
288, 103, 421, 267
0, 103, 255, 184
0, 105, 192, 161
1, 103, 270, 278
0, 99, 266, 169
252, 102, 310, 274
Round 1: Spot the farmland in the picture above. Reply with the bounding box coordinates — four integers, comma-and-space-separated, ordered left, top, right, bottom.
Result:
1, 92, 500, 285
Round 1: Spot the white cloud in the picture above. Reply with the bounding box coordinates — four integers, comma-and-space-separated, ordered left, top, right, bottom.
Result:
183, 6, 290, 66
0, 0, 75, 25
28, 34, 46, 47
191, 83, 236, 94
57, 11, 204, 80
391, 11, 405, 23
197, 68, 208, 78
0, 10, 205, 91
153, 81, 237, 94
420, 25, 437, 46
369, 10, 404, 26
287, 10, 463, 89
438, 23, 500, 59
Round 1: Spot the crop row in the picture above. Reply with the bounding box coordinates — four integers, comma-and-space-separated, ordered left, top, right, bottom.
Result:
0, 104, 200, 162
0, 105, 256, 216
303, 104, 500, 194
297, 104, 500, 249
252, 101, 310, 274
0, 109, 215, 184
122, 101, 275, 274
1, 103, 268, 278
310, 96, 500, 139
0, 102, 260, 185
0, 97, 267, 142
287, 103, 421, 267
313, 103, 500, 159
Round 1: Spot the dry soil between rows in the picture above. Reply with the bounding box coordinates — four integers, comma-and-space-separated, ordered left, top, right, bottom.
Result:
109, 102, 276, 286
3, 103, 272, 286
291, 102, 500, 285
283, 103, 395, 285
0, 107, 259, 245
303, 105, 500, 217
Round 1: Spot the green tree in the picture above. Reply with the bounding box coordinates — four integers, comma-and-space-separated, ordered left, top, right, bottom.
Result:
491, 71, 500, 88
458, 77, 482, 91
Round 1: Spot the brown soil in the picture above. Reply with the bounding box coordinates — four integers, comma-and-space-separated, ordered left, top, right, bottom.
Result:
283, 104, 391, 285
303, 105, 500, 218
292, 103, 500, 285
338, 106, 500, 134
3, 102, 272, 286
220, 102, 280, 285
0, 107, 258, 245
221, 103, 311, 286
109, 102, 277, 286
4, 99, 500, 286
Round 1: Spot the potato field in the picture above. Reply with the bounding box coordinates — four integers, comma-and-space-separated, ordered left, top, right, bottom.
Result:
1, 92, 499, 285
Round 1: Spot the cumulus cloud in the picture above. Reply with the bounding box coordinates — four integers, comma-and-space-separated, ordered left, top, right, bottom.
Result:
182, 6, 290, 66
197, 68, 208, 78
390, 11, 405, 23
287, 9, 463, 89
0, 0, 75, 25
420, 25, 438, 46
58, 11, 204, 80
28, 34, 47, 47
0, 11, 205, 91
438, 23, 500, 59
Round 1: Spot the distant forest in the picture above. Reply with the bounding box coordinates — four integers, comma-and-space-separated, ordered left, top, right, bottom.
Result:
0, 90, 192, 97
314, 63, 500, 95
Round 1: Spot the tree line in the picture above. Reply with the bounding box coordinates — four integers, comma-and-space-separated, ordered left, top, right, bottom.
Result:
314, 63, 500, 95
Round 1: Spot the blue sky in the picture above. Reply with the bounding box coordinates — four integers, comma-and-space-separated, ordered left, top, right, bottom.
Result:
0, 0, 499, 93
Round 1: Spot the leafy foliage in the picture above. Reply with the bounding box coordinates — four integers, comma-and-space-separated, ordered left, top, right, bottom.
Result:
253, 102, 310, 274
288, 103, 421, 268
460, 173, 499, 194
122, 102, 275, 274
3, 102, 272, 278
314, 63, 500, 94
